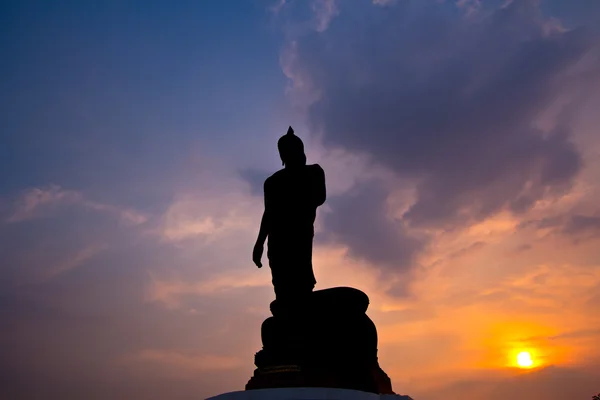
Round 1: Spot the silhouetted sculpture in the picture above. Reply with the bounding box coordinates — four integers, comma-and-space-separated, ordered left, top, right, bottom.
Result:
252, 126, 326, 302
244, 127, 409, 398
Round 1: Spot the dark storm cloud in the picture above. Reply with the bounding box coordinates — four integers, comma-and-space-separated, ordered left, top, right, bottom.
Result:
292, 0, 595, 231
322, 181, 425, 273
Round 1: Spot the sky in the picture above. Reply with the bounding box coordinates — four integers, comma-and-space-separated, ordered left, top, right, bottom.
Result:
1, 0, 600, 399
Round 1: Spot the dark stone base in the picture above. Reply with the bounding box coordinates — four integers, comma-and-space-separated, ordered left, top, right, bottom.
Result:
245, 287, 397, 395
245, 358, 395, 394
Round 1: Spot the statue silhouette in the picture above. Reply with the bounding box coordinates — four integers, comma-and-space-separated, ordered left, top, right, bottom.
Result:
253, 126, 326, 301
245, 129, 403, 395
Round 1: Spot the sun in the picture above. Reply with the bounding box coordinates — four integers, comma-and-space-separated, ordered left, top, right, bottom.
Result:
516, 351, 534, 368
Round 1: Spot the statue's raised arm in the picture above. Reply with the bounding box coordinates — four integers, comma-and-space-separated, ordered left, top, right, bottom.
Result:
311, 164, 326, 207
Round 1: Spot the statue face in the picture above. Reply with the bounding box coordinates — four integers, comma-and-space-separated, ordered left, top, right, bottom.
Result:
277, 128, 305, 166
279, 149, 306, 166
278, 143, 304, 166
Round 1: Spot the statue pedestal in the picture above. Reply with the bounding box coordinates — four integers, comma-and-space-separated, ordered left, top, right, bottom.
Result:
244, 287, 407, 396
208, 388, 412, 400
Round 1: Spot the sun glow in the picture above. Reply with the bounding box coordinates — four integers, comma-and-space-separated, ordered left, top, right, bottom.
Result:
516, 351, 534, 368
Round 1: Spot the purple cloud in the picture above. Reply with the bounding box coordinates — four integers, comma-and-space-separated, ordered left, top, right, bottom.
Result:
286, 1, 594, 229
276, 0, 599, 272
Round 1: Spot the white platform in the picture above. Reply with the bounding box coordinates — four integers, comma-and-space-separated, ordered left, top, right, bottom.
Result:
207, 388, 412, 400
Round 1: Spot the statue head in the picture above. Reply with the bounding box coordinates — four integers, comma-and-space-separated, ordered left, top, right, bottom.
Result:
278, 126, 306, 167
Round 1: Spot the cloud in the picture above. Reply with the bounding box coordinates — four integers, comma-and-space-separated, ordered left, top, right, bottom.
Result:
564, 214, 600, 236
270, 0, 287, 14
5, 185, 83, 222
2, 3, 600, 399
239, 137, 413, 272
273, 0, 339, 33
322, 181, 425, 274
146, 270, 270, 309
311, 0, 339, 32
282, 0, 597, 234
447, 241, 487, 260
122, 349, 243, 376
43, 243, 109, 280
5, 185, 147, 225
416, 365, 600, 400
240, 144, 380, 200
372, 0, 396, 6
238, 168, 268, 197
521, 328, 600, 344
0, 185, 151, 285
520, 213, 600, 242
0, 180, 267, 398
159, 189, 259, 243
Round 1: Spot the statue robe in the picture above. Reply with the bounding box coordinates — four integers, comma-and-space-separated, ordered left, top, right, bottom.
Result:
264, 164, 326, 299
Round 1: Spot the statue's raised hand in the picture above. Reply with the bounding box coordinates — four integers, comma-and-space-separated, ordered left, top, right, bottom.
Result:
252, 243, 263, 268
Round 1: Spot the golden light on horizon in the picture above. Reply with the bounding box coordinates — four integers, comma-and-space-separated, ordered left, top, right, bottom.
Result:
516, 351, 534, 368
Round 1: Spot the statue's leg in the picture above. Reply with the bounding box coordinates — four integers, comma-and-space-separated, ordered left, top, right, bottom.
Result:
268, 237, 315, 303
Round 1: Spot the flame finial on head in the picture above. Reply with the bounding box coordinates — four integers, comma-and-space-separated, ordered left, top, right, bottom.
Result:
278, 126, 305, 166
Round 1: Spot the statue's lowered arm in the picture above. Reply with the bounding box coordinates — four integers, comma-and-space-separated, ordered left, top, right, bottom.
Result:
252, 180, 272, 268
